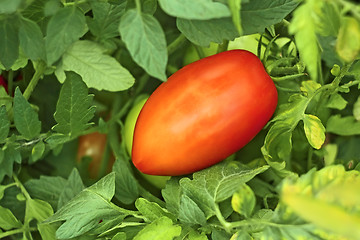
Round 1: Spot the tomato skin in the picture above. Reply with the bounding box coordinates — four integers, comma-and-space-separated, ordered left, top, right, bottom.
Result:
124, 96, 171, 189
132, 50, 278, 176
77, 132, 114, 179
0, 75, 7, 92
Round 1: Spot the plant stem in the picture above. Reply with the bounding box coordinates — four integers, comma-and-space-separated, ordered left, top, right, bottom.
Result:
135, 0, 142, 13
167, 34, 187, 55
13, 174, 32, 200
63, 0, 88, 6
23, 61, 46, 100
0, 227, 37, 239
7, 70, 14, 94
214, 203, 232, 232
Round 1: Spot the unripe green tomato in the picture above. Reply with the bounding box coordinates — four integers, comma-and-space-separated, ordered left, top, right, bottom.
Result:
124, 96, 170, 189
183, 42, 219, 65
183, 34, 267, 66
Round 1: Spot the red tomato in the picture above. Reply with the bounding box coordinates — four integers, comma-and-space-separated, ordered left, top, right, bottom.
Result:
132, 50, 278, 176
0, 75, 7, 92
77, 132, 114, 179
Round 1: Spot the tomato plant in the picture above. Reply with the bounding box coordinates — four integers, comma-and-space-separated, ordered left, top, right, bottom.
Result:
124, 96, 170, 188
132, 50, 278, 176
2, 1, 360, 239
77, 132, 114, 179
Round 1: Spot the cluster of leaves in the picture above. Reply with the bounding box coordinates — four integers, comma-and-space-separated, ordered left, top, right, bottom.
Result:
0, 0, 360, 239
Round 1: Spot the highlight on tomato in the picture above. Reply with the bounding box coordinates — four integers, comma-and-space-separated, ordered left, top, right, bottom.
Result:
124, 96, 170, 189
132, 50, 278, 176
77, 132, 114, 179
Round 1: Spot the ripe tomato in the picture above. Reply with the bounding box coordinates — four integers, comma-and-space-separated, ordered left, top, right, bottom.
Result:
77, 132, 114, 179
132, 50, 278, 176
0, 75, 7, 92
124, 96, 170, 189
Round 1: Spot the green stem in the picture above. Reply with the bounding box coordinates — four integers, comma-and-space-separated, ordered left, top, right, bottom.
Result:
272, 73, 307, 82
135, 0, 142, 13
214, 203, 232, 233
13, 174, 32, 200
63, 0, 88, 6
194, 45, 205, 59
23, 61, 46, 100
0, 226, 37, 239
167, 34, 187, 55
7, 70, 14, 94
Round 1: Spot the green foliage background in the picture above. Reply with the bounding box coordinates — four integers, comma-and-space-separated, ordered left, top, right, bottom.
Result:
1, 0, 360, 239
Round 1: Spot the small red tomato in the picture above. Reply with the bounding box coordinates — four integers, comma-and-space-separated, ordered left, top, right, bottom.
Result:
77, 132, 114, 179
132, 50, 278, 176
0, 75, 7, 92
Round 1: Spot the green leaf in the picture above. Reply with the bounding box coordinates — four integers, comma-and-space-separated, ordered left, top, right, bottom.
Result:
272, 94, 308, 127
133, 217, 181, 240
241, 0, 299, 35
353, 96, 360, 121
55, 40, 134, 92
280, 165, 360, 239
45, 173, 123, 239
327, 115, 360, 136
228, 0, 242, 35
0, 205, 22, 230
176, 18, 238, 47
303, 114, 325, 149
119, 9, 167, 81
323, 144, 337, 166
231, 231, 252, 240
336, 16, 360, 63
13, 88, 41, 140
19, 17, 46, 61
57, 168, 85, 209
289, 1, 321, 81
45, 6, 87, 65
52, 72, 96, 136
126, 0, 157, 14
299, 80, 321, 96
180, 162, 268, 218
38, 222, 59, 240
25, 198, 54, 225
87, 1, 125, 40
22, 0, 48, 31
135, 198, 175, 222
317, 2, 340, 36
262, 122, 292, 165
29, 140, 45, 163
231, 184, 256, 218
0, 147, 21, 182
113, 159, 139, 205
178, 195, 207, 225
158, 0, 230, 20
326, 93, 348, 110
0, 0, 22, 14
0, 105, 10, 143
162, 177, 181, 216
0, 15, 20, 69
25, 175, 68, 210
